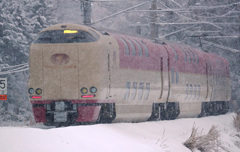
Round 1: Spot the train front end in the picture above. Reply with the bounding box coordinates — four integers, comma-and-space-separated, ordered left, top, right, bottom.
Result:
28, 24, 110, 126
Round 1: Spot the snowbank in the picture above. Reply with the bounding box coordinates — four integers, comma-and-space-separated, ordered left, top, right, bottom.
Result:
0, 113, 239, 152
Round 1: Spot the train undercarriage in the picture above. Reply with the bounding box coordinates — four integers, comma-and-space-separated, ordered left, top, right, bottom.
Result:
199, 101, 229, 117
37, 100, 229, 127
41, 101, 116, 127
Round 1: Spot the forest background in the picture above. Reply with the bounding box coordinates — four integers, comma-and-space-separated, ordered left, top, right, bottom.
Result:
0, 0, 239, 125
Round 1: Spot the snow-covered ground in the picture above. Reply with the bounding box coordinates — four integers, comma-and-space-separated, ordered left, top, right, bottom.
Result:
0, 113, 239, 152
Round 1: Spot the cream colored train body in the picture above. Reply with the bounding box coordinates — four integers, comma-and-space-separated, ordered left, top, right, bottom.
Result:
28, 23, 231, 126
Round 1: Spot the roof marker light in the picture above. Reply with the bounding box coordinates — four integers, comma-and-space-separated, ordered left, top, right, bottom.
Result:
64, 30, 78, 34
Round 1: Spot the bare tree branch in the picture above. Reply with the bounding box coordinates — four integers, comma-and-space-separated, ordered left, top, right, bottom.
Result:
161, 25, 196, 38
202, 36, 240, 38
202, 40, 240, 53
188, 2, 240, 10
92, 1, 149, 24
170, 0, 182, 8
156, 22, 223, 29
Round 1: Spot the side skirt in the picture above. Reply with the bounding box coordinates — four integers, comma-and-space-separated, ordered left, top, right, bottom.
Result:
148, 102, 180, 121
97, 103, 116, 123
199, 101, 229, 117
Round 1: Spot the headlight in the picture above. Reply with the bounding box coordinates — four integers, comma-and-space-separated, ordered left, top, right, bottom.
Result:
28, 88, 34, 94
81, 87, 88, 94
90, 87, 97, 93
36, 88, 42, 95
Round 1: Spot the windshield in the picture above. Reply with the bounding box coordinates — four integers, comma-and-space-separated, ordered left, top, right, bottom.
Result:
33, 30, 99, 43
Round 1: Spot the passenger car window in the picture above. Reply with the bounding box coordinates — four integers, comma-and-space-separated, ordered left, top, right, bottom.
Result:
185, 84, 189, 99
190, 84, 193, 98
144, 83, 150, 100
193, 50, 199, 63
127, 39, 136, 56
170, 45, 178, 61
137, 82, 144, 100
33, 30, 98, 43
180, 47, 187, 62
188, 48, 196, 63
120, 38, 130, 55
140, 41, 149, 57
176, 71, 179, 83
194, 84, 197, 99
130, 82, 137, 100
134, 40, 143, 57
197, 85, 201, 99
171, 68, 174, 84
124, 82, 131, 100
184, 48, 191, 62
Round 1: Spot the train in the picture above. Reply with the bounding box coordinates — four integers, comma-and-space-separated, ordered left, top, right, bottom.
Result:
28, 23, 231, 126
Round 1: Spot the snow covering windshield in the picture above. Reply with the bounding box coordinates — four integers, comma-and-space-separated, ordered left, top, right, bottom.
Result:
33, 30, 99, 44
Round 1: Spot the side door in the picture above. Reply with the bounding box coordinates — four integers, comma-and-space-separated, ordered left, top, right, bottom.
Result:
206, 63, 214, 101
160, 45, 170, 103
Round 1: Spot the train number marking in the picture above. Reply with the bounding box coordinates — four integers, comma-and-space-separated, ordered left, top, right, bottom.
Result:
0, 78, 7, 90
0, 78, 7, 100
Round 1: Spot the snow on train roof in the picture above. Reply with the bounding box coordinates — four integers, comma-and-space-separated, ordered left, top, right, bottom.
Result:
41, 23, 94, 32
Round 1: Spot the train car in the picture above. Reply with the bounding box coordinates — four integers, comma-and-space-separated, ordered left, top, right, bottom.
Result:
28, 23, 231, 126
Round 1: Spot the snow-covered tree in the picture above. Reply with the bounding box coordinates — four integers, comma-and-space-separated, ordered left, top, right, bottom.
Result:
0, 0, 57, 125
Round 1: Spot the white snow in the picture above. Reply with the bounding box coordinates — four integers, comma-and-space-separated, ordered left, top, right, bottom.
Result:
0, 113, 239, 152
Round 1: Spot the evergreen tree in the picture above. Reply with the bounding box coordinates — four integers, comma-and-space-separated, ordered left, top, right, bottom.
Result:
0, 0, 56, 125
